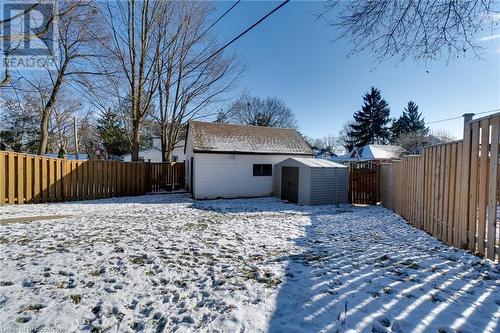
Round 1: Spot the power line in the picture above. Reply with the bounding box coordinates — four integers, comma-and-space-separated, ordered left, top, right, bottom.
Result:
426, 108, 500, 124
192, 0, 290, 72
199, 1, 241, 38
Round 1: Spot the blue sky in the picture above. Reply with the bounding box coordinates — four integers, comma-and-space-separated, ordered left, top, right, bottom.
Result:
211, 1, 500, 139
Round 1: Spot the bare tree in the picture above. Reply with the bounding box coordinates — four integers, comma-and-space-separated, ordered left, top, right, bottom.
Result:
103, 0, 167, 161
320, 1, 498, 62
229, 94, 297, 128
5, 1, 107, 154
0, 1, 55, 87
313, 135, 346, 156
396, 129, 455, 155
338, 120, 356, 152
153, 2, 241, 162
49, 94, 83, 154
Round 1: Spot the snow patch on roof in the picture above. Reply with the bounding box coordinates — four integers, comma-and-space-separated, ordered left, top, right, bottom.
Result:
189, 121, 313, 155
288, 157, 348, 168
356, 145, 405, 160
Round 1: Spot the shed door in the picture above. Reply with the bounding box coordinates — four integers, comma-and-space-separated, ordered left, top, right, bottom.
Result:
281, 167, 299, 203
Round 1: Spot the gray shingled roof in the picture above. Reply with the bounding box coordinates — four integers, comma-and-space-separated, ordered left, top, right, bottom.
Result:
189, 121, 313, 155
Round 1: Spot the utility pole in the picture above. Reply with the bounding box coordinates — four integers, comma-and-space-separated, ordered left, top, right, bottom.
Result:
74, 117, 79, 160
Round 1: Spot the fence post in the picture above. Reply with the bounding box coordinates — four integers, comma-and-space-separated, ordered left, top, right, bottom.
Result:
459, 118, 473, 249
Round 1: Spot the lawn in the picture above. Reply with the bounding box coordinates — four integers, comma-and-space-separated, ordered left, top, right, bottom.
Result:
0, 194, 498, 333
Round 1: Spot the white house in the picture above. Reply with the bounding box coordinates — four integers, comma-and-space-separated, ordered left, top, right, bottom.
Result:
184, 121, 314, 199
122, 137, 185, 162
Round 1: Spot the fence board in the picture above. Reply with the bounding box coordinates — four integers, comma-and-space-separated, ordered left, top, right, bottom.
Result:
25, 156, 32, 204
33, 157, 40, 203
468, 121, 480, 252
8, 153, 15, 204
0, 152, 4, 205
447, 143, 457, 245
477, 120, 490, 254
487, 116, 499, 260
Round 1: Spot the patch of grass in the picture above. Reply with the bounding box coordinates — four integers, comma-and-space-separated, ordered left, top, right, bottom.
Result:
16, 316, 31, 323
18, 304, 45, 313
89, 270, 101, 277
305, 255, 322, 262
129, 256, 145, 265
17, 237, 31, 245
70, 294, 81, 304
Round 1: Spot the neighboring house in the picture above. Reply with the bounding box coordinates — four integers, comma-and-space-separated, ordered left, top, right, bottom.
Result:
122, 137, 185, 162
45, 153, 89, 160
184, 121, 314, 199
332, 144, 405, 163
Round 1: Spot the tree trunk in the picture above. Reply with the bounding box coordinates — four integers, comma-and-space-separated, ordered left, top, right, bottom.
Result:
37, 57, 69, 155
131, 121, 141, 161
161, 124, 168, 162
38, 111, 51, 155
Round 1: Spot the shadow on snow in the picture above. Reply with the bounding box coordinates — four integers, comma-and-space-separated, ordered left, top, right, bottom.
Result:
267, 207, 499, 333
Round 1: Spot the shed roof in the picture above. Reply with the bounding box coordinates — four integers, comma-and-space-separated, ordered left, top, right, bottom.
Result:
188, 121, 313, 155
282, 157, 348, 168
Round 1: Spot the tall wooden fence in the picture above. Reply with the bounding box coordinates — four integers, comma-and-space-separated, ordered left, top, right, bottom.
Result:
145, 162, 185, 192
0, 151, 185, 205
349, 162, 379, 205
380, 113, 499, 262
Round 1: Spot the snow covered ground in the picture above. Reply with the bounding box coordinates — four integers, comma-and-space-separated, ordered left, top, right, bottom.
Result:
0, 194, 498, 333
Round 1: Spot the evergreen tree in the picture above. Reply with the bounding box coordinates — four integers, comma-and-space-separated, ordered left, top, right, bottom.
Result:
348, 87, 391, 148
391, 101, 428, 142
97, 108, 130, 158
405, 101, 428, 134
0, 101, 40, 153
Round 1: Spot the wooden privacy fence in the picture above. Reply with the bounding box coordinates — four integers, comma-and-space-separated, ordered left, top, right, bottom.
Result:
349, 162, 379, 205
380, 113, 499, 262
145, 162, 185, 192
0, 151, 186, 205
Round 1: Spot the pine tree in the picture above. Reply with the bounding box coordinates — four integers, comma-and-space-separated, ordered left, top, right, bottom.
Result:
405, 101, 428, 134
391, 101, 428, 142
0, 102, 40, 153
348, 87, 391, 148
97, 108, 130, 158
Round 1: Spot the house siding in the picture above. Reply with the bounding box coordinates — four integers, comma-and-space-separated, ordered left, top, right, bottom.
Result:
193, 153, 311, 199
123, 140, 186, 162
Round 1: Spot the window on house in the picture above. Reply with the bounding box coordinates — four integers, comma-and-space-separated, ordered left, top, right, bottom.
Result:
172, 156, 178, 162
253, 164, 272, 176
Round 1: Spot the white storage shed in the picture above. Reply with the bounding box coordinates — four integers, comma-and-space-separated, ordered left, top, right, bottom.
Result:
273, 158, 349, 205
